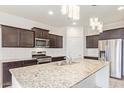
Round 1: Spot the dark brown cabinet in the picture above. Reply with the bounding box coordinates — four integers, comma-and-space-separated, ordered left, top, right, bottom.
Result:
22, 60, 37, 66
2, 25, 19, 47
2, 59, 37, 88
99, 28, 124, 40
86, 35, 99, 48
52, 56, 66, 62
19, 29, 35, 47
1, 25, 35, 48
49, 34, 56, 48
32, 27, 49, 39
84, 56, 98, 60
49, 34, 63, 48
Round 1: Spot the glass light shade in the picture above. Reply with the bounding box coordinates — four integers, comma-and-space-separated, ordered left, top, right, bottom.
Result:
61, 5, 80, 20
61, 5, 67, 15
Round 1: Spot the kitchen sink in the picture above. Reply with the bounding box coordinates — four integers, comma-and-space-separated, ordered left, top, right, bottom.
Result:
56, 60, 80, 66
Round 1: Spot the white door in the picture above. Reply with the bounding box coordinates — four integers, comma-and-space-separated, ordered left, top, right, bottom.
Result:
67, 37, 83, 59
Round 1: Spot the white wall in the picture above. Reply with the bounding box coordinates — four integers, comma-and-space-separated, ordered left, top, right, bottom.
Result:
66, 27, 84, 59
0, 12, 66, 60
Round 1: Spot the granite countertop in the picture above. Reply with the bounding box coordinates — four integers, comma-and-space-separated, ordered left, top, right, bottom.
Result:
10, 59, 109, 88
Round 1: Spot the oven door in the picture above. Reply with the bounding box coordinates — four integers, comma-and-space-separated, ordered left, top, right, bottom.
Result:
35, 38, 49, 48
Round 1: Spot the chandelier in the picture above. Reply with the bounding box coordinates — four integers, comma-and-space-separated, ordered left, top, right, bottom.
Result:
90, 17, 103, 33
61, 5, 80, 20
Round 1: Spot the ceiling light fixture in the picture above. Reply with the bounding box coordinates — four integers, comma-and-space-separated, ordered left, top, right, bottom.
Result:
118, 6, 124, 11
90, 17, 103, 33
48, 11, 53, 15
61, 5, 80, 20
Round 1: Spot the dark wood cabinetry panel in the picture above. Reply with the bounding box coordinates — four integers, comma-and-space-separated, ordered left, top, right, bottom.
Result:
56, 36, 63, 48
2, 59, 37, 88
49, 34, 63, 48
42, 30, 49, 39
99, 29, 121, 40
1, 25, 35, 48
86, 35, 99, 48
2, 25, 19, 47
19, 29, 35, 47
86, 36, 93, 48
22, 59, 37, 66
32, 27, 49, 39
99, 28, 124, 40
84, 56, 98, 60
49, 34, 56, 48
2, 61, 23, 87
52, 56, 66, 62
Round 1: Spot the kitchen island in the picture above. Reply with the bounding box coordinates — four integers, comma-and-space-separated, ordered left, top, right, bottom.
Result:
9, 59, 109, 88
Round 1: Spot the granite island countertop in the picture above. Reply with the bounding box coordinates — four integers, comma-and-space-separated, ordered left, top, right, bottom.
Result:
10, 59, 109, 88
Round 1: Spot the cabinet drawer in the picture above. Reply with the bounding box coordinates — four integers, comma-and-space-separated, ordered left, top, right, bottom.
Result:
23, 60, 37, 66
52, 56, 66, 62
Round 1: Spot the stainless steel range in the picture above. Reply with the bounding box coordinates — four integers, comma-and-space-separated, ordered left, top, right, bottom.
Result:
32, 51, 51, 64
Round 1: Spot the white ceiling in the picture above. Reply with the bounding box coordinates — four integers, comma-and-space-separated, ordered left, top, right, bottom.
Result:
0, 5, 124, 27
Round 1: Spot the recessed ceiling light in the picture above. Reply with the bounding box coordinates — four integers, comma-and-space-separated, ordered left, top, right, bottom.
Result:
118, 6, 124, 11
48, 11, 53, 15
73, 22, 76, 25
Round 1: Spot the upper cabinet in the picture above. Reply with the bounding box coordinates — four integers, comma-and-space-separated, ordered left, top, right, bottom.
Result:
1, 25, 35, 48
32, 27, 49, 39
99, 28, 124, 40
2, 25, 19, 47
86, 35, 99, 48
19, 29, 34, 47
49, 34, 63, 48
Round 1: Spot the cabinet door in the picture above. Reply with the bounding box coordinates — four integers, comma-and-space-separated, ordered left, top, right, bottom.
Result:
56, 36, 63, 48
42, 30, 49, 39
32, 28, 42, 38
86, 36, 93, 48
2, 63, 11, 87
2, 25, 19, 47
86, 35, 99, 48
52, 56, 65, 62
49, 34, 56, 48
2, 61, 23, 87
23, 60, 37, 66
32, 27, 49, 39
19, 29, 35, 47
35, 30, 42, 38
92, 35, 99, 48
49, 34, 63, 48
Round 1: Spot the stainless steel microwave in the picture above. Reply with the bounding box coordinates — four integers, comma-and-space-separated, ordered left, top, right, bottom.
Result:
35, 38, 49, 48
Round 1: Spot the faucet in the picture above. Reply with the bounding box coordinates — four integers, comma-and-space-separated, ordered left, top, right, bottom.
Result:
66, 56, 72, 64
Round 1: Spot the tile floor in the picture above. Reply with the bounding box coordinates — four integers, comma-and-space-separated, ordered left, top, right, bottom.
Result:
109, 77, 124, 88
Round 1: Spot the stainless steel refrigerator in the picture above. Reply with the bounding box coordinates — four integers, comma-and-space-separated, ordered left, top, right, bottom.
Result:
99, 39, 123, 79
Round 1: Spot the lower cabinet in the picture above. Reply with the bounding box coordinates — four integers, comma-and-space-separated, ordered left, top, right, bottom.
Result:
84, 56, 98, 60
2, 59, 37, 88
52, 56, 66, 62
